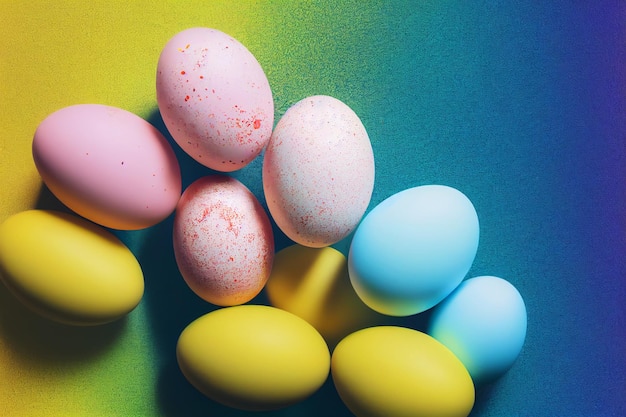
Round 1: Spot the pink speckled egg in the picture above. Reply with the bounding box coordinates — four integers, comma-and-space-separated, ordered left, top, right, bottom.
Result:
173, 175, 274, 306
263, 95, 375, 248
32, 104, 182, 230
156, 27, 274, 172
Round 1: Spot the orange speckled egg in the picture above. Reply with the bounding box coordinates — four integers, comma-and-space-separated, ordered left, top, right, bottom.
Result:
173, 175, 274, 306
263, 95, 375, 248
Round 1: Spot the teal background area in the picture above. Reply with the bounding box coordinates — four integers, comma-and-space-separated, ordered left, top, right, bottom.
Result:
76, 2, 626, 416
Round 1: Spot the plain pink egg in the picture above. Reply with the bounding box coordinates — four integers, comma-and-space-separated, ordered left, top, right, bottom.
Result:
263, 95, 375, 248
32, 104, 182, 230
173, 175, 274, 306
156, 27, 274, 172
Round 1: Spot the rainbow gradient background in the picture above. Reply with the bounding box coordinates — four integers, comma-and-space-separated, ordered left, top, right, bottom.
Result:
1, 1, 624, 416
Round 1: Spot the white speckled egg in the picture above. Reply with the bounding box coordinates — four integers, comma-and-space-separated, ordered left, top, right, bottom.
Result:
172, 175, 274, 306
263, 95, 375, 248
156, 27, 274, 172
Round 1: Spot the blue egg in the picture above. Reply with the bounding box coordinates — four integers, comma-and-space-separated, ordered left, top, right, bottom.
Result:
428, 276, 527, 384
348, 184, 479, 316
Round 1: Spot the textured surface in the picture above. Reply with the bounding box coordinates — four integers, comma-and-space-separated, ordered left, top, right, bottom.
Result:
156, 27, 274, 172
0, 1, 625, 416
263, 95, 375, 248
173, 176, 274, 306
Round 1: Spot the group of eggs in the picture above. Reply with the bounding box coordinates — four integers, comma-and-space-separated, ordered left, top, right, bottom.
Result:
0, 27, 527, 417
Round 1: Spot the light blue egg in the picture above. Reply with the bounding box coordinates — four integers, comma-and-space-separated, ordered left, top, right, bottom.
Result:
347, 184, 479, 316
428, 276, 527, 384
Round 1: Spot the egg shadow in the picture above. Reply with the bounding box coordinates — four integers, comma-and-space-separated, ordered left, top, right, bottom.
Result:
141, 261, 296, 417
0, 182, 130, 366
35, 180, 75, 214
156, 359, 354, 417
126, 216, 218, 416
143, 108, 363, 416
469, 380, 499, 417
143, 108, 291, 417
0, 271, 126, 367
146, 108, 220, 190
145, 107, 293, 250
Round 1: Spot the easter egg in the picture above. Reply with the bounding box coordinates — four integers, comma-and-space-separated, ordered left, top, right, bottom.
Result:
32, 104, 182, 230
176, 305, 330, 410
263, 95, 375, 248
0, 210, 144, 325
348, 184, 479, 316
331, 326, 475, 417
156, 27, 274, 172
172, 175, 274, 306
265, 244, 385, 348
428, 275, 527, 384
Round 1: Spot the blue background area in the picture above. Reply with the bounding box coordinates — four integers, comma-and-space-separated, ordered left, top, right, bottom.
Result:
131, 3, 626, 416
22, 2, 625, 416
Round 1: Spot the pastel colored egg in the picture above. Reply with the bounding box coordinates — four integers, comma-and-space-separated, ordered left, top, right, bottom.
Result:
0, 210, 144, 326
172, 175, 274, 306
32, 104, 182, 230
348, 184, 479, 316
263, 95, 375, 248
176, 305, 330, 411
428, 275, 527, 384
156, 27, 274, 172
331, 326, 475, 417
265, 244, 385, 348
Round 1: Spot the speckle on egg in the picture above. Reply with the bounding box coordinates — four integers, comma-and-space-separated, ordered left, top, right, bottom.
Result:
156, 27, 274, 172
173, 175, 274, 306
262, 95, 375, 248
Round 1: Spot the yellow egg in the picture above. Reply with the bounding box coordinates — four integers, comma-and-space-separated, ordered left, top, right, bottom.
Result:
176, 305, 330, 411
0, 210, 144, 325
331, 326, 475, 417
265, 244, 385, 348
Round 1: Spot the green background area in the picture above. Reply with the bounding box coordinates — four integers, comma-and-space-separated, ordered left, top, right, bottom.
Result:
1, 2, 624, 416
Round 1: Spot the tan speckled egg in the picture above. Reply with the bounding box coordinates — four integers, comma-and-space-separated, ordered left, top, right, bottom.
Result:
173, 175, 274, 306
263, 95, 375, 248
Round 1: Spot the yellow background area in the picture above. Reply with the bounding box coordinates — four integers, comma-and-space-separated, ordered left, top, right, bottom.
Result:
1, 2, 380, 415
0, 2, 283, 416
1, 1, 273, 221
2, 2, 624, 417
